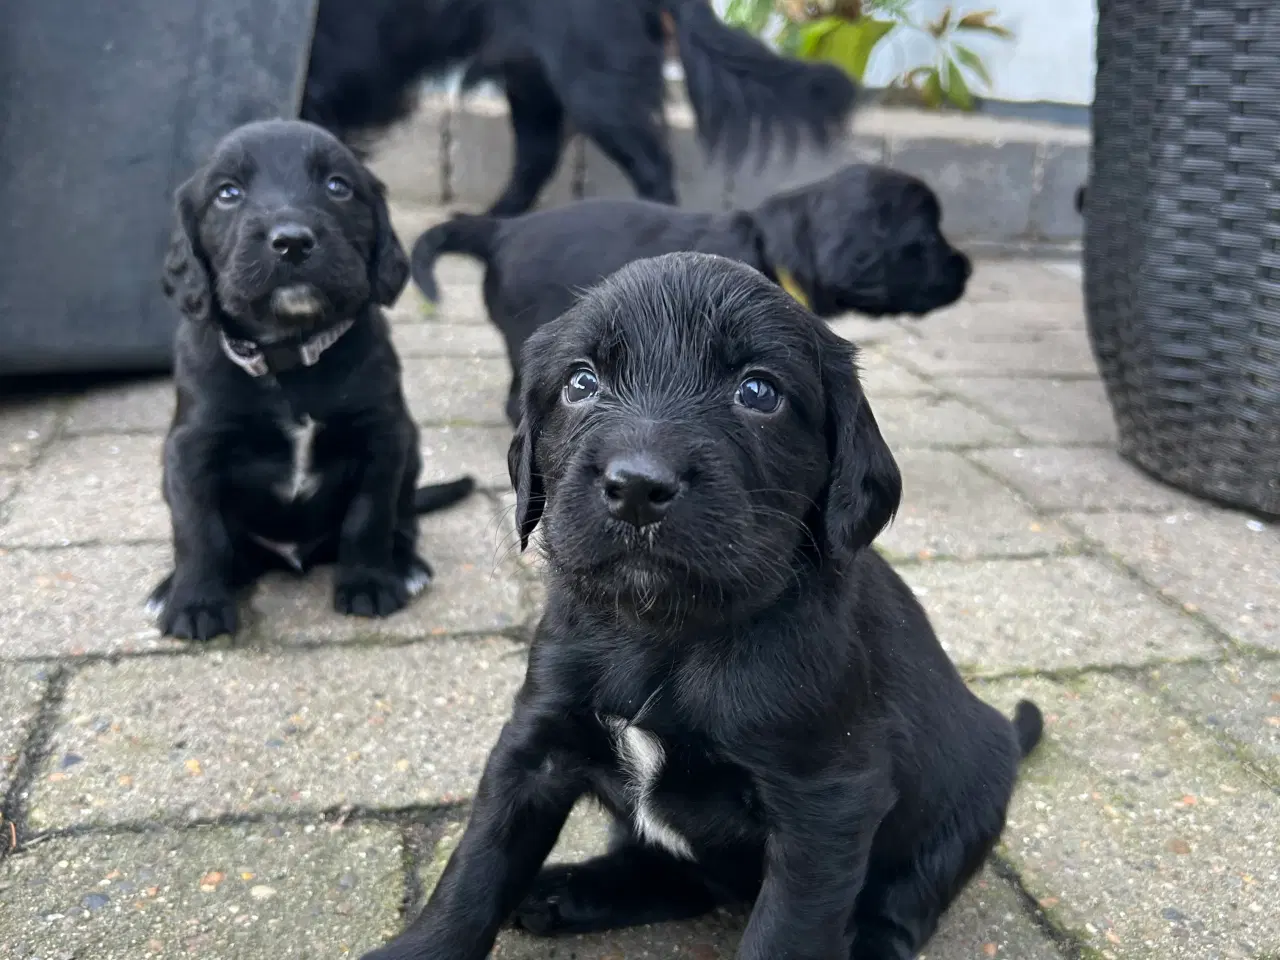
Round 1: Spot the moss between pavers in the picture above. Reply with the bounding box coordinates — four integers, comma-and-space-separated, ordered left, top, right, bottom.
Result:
978, 673, 1280, 959
0, 822, 402, 958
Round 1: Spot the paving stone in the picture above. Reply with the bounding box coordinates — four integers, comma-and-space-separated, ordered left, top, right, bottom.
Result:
0, 544, 172, 659
937, 378, 1118, 445
408, 804, 1057, 960
0, 470, 18, 509
907, 299, 1087, 340
64, 377, 173, 435
385, 205, 485, 289
889, 140, 1036, 241
1029, 142, 1089, 242
973, 446, 1196, 513
451, 97, 578, 209
828, 315, 912, 347
1144, 659, 1280, 785
582, 106, 725, 211
979, 672, 1280, 959
391, 322, 506, 359
249, 497, 526, 644
1070, 509, 1280, 652
888, 329, 1099, 378
0, 822, 402, 958
369, 103, 447, 206
404, 356, 511, 426
962, 261, 1081, 303
0, 395, 60, 468
420, 426, 511, 491
872, 396, 1019, 450
0, 435, 166, 547
1, 664, 47, 795
877, 451, 1071, 561
31, 637, 525, 828
900, 556, 1220, 675
857, 349, 937, 399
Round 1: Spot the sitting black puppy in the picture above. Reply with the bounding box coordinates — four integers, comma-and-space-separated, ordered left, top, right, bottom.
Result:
410, 163, 971, 425
149, 119, 474, 642
363, 252, 1040, 960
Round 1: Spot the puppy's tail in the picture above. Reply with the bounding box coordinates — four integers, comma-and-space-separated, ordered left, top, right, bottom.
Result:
409, 214, 500, 303
413, 476, 477, 514
1012, 700, 1044, 759
663, 0, 857, 167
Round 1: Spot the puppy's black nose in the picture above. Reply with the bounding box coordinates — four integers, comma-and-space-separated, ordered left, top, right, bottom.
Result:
269, 223, 316, 263
602, 455, 682, 528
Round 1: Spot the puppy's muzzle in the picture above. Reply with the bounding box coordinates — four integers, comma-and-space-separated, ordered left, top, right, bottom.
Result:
602, 453, 683, 529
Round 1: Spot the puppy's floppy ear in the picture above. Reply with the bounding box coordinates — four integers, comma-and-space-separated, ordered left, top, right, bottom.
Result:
506, 398, 546, 551
751, 192, 817, 301
161, 175, 214, 324
820, 334, 902, 561
366, 172, 410, 305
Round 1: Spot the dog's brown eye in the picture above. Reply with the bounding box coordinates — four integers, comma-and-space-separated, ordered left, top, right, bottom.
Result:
737, 377, 781, 414
215, 183, 243, 207
325, 175, 353, 199
564, 368, 599, 403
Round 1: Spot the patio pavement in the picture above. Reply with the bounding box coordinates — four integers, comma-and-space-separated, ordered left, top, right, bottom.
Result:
0, 206, 1277, 960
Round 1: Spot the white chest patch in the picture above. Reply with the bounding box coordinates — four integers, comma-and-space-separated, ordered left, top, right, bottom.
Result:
604, 717, 695, 860
275, 415, 320, 502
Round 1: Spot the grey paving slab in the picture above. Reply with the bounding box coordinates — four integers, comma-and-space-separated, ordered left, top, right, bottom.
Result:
907, 298, 1087, 340
385, 205, 486, 291
404, 356, 511, 427
30, 637, 525, 829
0, 395, 61, 468
0, 434, 167, 547
900, 556, 1220, 675
1071, 508, 1280, 652
0, 822, 402, 959
1145, 659, 1280, 785
0, 544, 171, 659
582, 107, 725, 212
855, 348, 937, 398
451, 98, 578, 209
63, 377, 174, 435
0, 470, 17, 509
888, 329, 1099, 378
962, 261, 1082, 303
936, 378, 1118, 445
1030, 143, 1089, 242
420, 425, 512, 491
872, 396, 1020, 450
827, 314, 913, 347
391, 322, 506, 359
247, 496, 527, 644
889, 140, 1036, 241
1, 664, 47, 796
408, 804, 1058, 960
980, 673, 1280, 959
972, 446, 1196, 514
877, 451, 1072, 561
369, 103, 447, 206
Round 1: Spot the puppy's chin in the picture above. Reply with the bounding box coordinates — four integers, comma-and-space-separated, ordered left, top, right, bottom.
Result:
269, 284, 328, 324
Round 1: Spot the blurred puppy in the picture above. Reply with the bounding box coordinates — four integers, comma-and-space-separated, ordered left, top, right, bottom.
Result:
410, 164, 971, 424
362, 252, 1039, 960
150, 119, 474, 642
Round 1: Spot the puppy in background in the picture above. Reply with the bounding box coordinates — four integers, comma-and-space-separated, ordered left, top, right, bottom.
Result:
362, 252, 1040, 960
150, 119, 474, 642
410, 163, 971, 424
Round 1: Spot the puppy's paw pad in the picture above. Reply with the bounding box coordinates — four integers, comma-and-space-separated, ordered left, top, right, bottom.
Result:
161, 597, 238, 642
512, 895, 564, 936
334, 569, 409, 618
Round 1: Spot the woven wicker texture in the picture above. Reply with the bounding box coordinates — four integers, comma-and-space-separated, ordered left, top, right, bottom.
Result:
1085, 0, 1280, 516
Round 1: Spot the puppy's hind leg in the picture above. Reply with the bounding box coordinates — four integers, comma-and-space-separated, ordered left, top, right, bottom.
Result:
487, 62, 567, 217
513, 834, 721, 936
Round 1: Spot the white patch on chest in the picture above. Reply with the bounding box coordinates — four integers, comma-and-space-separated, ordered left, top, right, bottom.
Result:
274, 415, 320, 502
604, 717, 695, 860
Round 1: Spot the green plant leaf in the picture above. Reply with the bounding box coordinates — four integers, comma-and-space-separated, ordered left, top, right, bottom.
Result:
942, 57, 975, 109
799, 16, 897, 81
723, 0, 776, 34
953, 43, 993, 87
777, 20, 805, 56
921, 67, 945, 107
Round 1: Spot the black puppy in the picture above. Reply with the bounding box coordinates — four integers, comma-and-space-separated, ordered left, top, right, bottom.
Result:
411, 163, 971, 424
301, 0, 856, 216
149, 119, 474, 642
362, 252, 1041, 960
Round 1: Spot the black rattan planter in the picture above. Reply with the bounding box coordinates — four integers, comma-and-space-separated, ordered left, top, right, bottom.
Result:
1085, 0, 1280, 516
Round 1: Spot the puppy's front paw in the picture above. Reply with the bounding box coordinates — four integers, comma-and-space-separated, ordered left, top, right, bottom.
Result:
157, 584, 238, 642
333, 566, 411, 618
512, 865, 590, 936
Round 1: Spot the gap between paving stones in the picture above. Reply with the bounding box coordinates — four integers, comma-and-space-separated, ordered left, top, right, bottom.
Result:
1, 666, 69, 865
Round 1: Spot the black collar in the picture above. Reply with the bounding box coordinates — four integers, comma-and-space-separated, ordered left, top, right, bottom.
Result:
218, 319, 354, 377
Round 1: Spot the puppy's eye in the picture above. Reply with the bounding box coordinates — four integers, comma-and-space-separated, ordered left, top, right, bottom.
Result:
563, 367, 600, 404
737, 376, 781, 414
325, 175, 353, 200
214, 183, 243, 207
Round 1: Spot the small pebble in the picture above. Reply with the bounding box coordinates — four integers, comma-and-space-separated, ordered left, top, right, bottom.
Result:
250, 885, 276, 900
81, 892, 110, 911
60, 753, 84, 769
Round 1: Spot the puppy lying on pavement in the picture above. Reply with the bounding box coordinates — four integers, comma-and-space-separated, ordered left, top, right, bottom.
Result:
410, 163, 972, 426
363, 252, 1041, 960
148, 119, 474, 642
